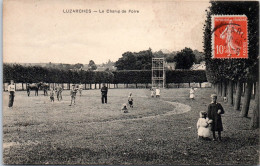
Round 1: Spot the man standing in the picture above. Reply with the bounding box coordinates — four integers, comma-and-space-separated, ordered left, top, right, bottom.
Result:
101, 83, 108, 104
207, 94, 225, 141
55, 84, 63, 101
69, 84, 77, 106
8, 80, 15, 108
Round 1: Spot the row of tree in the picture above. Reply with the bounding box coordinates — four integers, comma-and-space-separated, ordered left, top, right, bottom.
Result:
3, 64, 207, 85
115, 48, 204, 70
204, 1, 259, 129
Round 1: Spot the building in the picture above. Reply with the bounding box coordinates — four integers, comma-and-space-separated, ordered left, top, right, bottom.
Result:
165, 62, 176, 70
190, 61, 206, 70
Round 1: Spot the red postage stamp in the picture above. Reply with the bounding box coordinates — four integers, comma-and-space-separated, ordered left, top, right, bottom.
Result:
212, 15, 248, 59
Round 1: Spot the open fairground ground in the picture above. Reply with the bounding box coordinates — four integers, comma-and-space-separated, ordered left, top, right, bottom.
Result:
2, 88, 259, 165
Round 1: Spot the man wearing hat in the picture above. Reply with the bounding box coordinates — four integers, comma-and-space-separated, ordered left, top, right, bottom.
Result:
8, 80, 15, 108
207, 94, 225, 141
69, 84, 77, 106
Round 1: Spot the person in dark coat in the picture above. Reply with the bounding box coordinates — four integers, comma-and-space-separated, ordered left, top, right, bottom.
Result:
207, 94, 225, 141
101, 83, 108, 104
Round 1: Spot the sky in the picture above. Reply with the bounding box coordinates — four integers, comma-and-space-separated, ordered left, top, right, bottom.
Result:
3, 0, 210, 64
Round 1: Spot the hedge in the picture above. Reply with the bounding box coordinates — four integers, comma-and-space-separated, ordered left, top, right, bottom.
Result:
3, 64, 207, 84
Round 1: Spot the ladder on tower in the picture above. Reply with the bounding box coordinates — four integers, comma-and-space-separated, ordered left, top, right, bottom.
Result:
152, 58, 165, 88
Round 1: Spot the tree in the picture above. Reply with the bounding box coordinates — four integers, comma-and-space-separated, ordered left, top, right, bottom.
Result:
74, 63, 83, 69
173, 47, 196, 69
115, 49, 153, 70
88, 60, 97, 71
193, 50, 205, 64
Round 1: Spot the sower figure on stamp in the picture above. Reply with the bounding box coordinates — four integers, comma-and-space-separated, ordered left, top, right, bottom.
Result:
207, 94, 225, 141
101, 83, 108, 104
8, 80, 15, 108
220, 20, 242, 56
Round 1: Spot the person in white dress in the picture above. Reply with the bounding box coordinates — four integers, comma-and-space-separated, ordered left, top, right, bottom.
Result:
78, 83, 83, 96
155, 88, 160, 98
151, 88, 155, 98
197, 111, 213, 140
190, 87, 196, 100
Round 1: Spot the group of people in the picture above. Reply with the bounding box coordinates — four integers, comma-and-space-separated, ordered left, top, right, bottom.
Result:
197, 94, 225, 141
52, 83, 84, 106
121, 92, 134, 113
150, 88, 160, 98
7, 80, 225, 141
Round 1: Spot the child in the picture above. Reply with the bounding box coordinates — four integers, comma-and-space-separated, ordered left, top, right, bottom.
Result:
121, 103, 128, 113
128, 92, 134, 108
207, 94, 225, 141
190, 87, 195, 100
151, 89, 155, 98
155, 88, 160, 98
69, 84, 77, 106
78, 83, 83, 96
50, 89, 55, 102
197, 111, 213, 140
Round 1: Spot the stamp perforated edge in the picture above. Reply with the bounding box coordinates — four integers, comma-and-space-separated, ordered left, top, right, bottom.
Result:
211, 15, 248, 59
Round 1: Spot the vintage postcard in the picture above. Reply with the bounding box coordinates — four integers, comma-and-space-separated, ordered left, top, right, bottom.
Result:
2, 0, 259, 165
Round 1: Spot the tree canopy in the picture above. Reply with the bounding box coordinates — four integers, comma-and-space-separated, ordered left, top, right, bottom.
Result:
88, 60, 97, 71
174, 48, 196, 69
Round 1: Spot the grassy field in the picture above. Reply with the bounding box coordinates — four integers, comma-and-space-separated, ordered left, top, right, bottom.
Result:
3, 88, 259, 165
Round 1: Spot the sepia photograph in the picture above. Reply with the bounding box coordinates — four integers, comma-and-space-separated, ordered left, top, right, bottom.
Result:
2, 0, 259, 165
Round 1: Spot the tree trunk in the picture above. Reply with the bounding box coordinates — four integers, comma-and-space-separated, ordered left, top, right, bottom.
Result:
217, 83, 221, 96
242, 83, 246, 96
136, 83, 138, 88
252, 82, 256, 99
68, 83, 70, 90
221, 81, 227, 97
99, 83, 101, 89
233, 82, 237, 94
199, 83, 202, 88
189, 82, 190, 88
227, 80, 234, 106
214, 83, 217, 93
234, 81, 243, 111
250, 82, 259, 129
90, 83, 91, 89
240, 80, 253, 117
219, 82, 222, 96
85, 84, 86, 90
